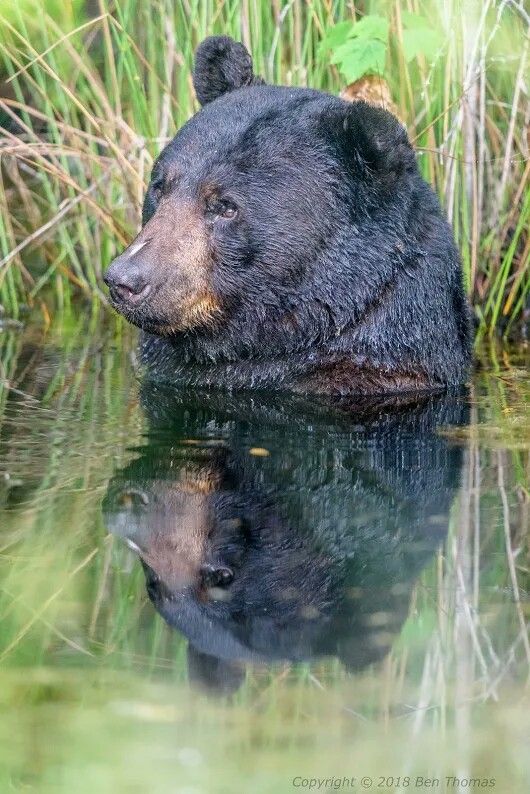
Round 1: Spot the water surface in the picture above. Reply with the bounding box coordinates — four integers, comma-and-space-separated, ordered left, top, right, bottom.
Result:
0, 321, 529, 793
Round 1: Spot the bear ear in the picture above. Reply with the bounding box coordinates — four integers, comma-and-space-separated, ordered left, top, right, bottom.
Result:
193, 36, 261, 107
341, 101, 416, 180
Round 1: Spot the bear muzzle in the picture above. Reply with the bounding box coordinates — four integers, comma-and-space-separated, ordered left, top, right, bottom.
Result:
104, 242, 152, 308
104, 202, 223, 333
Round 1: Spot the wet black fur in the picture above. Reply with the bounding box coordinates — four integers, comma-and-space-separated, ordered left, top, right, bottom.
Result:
192, 35, 263, 106
138, 36, 473, 394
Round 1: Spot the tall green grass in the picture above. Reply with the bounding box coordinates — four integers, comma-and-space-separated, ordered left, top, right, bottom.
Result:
0, 0, 528, 336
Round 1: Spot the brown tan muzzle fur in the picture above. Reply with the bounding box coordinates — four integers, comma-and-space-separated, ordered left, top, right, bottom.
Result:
104, 197, 223, 333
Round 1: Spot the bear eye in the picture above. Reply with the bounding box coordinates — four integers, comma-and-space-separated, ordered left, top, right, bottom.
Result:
206, 197, 238, 220
219, 200, 238, 219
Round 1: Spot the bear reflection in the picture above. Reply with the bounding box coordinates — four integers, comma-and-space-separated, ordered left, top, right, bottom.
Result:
103, 388, 467, 693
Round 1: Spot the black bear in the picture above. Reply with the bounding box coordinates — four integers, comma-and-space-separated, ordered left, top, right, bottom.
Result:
104, 36, 472, 396
103, 387, 467, 694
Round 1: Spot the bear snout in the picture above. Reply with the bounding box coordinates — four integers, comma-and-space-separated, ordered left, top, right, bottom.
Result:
105, 200, 225, 333
104, 245, 152, 307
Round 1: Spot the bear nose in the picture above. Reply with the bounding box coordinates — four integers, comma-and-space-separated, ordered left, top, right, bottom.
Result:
104, 256, 151, 304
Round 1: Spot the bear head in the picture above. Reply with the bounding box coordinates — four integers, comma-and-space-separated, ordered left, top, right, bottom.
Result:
104, 36, 416, 349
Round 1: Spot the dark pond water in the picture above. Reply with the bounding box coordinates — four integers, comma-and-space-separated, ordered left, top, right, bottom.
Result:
0, 320, 529, 793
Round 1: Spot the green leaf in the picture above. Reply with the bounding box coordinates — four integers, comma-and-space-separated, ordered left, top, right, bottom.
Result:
318, 16, 389, 62
317, 21, 354, 59
350, 14, 388, 43
401, 28, 444, 63
336, 39, 387, 83
329, 39, 358, 66
401, 11, 431, 31
400, 11, 444, 62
